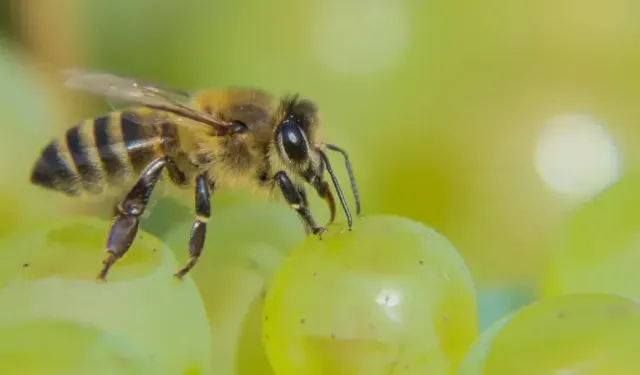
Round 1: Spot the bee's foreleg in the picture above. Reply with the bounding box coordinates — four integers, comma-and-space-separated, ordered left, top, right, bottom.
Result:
174, 174, 212, 280
276, 171, 326, 237
297, 187, 309, 208
310, 178, 337, 227
99, 157, 168, 280
296, 187, 312, 235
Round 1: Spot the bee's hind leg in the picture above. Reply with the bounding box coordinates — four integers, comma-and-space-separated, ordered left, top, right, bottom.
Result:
99, 157, 168, 281
174, 174, 212, 280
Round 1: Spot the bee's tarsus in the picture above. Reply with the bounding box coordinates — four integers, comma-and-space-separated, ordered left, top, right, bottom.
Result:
312, 226, 327, 240
98, 157, 167, 280
98, 252, 117, 281
175, 174, 212, 280
174, 257, 198, 280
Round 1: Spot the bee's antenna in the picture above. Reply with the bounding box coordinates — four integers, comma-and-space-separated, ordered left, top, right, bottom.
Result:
324, 144, 361, 215
318, 149, 353, 229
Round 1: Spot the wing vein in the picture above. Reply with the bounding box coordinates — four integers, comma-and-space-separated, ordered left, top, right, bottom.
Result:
62, 69, 232, 136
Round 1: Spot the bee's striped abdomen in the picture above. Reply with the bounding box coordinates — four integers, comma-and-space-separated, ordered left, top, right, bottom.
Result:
30, 140, 80, 196
92, 115, 128, 183
65, 124, 103, 193
119, 112, 160, 175
31, 110, 167, 196
91, 111, 163, 185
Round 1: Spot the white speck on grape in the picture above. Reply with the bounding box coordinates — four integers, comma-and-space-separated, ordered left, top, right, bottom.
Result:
375, 288, 403, 323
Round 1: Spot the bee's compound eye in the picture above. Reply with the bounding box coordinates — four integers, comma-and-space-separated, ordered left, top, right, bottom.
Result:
279, 121, 308, 162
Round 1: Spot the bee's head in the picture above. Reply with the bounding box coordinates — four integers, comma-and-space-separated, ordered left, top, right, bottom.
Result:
274, 95, 362, 228
274, 95, 324, 181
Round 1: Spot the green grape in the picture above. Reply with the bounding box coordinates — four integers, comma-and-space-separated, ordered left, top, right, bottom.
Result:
0, 217, 213, 375
161, 194, 306, 375
541, 170, 640, 299
0, 319, 161, 374
262, 215, 477, 375
456, 293, 640, 375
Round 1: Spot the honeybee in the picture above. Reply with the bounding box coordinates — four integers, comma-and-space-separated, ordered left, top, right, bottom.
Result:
30, 69, 361, 281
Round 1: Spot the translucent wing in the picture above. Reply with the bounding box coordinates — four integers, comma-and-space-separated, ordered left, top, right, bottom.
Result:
62, 69, 231, 135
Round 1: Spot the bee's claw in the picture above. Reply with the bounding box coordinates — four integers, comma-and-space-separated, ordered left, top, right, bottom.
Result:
312, 226, 327, 239
174, 256, 199, 280
97, 252, 118, 282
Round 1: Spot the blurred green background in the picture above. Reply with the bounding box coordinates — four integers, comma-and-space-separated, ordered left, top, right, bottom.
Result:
2, 0, 640, 373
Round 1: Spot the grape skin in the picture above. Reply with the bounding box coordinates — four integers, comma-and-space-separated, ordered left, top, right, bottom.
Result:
0, 319, 163, 375
456, 293, 640, 375
0, 217, 214, 375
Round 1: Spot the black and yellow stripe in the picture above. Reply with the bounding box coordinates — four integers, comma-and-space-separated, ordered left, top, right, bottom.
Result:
119, 111, 159, 175
65, 123, 103, 193
31, 109, 174, 195
92, 114, 130, 184
30, 139, 80, 196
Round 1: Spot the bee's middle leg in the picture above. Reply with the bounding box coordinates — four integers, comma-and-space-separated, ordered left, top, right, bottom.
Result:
174, 174, 213, 280
276, 171, 325, 237
99, 157, 168, 280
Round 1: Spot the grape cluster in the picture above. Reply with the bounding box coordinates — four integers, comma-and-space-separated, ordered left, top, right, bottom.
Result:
0, 196, 479, 375
10, 170, 640, 375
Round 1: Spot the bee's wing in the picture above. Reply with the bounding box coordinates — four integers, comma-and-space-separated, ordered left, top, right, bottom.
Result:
62, 69, 231, 135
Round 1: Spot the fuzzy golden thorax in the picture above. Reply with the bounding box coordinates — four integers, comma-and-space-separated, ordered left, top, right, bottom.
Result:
184, 90, 325, 195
